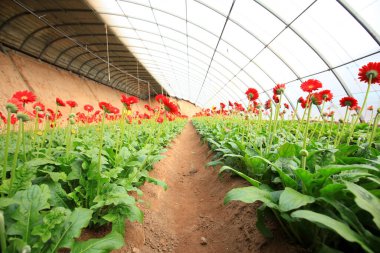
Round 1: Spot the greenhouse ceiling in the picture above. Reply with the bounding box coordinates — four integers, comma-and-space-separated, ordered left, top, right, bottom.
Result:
1, 0, 380, 118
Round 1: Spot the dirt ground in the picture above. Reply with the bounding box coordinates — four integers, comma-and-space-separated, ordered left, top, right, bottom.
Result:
92, 122, 304, 253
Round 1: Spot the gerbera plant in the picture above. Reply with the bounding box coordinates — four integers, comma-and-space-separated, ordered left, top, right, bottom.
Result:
347, 62, 380, 144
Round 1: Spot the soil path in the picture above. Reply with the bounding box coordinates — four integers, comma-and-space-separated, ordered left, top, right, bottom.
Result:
114, 122, 303, 253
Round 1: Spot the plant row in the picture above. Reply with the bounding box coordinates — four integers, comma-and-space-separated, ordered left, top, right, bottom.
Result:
0, 91, 186, 252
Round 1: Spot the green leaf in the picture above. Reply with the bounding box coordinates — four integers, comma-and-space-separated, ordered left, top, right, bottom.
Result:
26, 158, 61, 167
278, 143, 299, 158
317, 164, 378, 178
8, 185, 50, 244
224, 186, 279, 209
345, 182, 380, 229
145, 176, 168, 190
48, 207, 93, 252
291, 210, 373, 253
279, 188, 315, 212
219, 166, 260, 187
71, 231, 124, 253
252, 156, 297, 189
0, 197, 18, 208
40, 170, 67, 183
256, 204, 273, 238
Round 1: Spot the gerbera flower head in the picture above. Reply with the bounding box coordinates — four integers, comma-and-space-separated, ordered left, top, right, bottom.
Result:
0, 112, 6, 124
339, 96, 358, 108
33, 102, 45, 112
6, 98, 23, 113
245, 88, 259, 101
273, 84, 285, 95
229, 101, 233, 107
298, 97, 305, 104
156, 116, 164, 123
358, 62, 380, 84
284, 103, 289, 109
273, 94, 279, 103
220, 102, 226, 109
265, 99, 271, 110
367, 105, 374, 111
12, 90, 36, 104
308, 92, 323, 105
84, 104, 94, 112
319, 90, 333, 102
56, 97, 66, 107
155, 94, 169, 104
99, 101, 113, 113
301, 79, 322, 93
66, 100, 78, 108
163, 100, 179, 114
121, 94, 139, 108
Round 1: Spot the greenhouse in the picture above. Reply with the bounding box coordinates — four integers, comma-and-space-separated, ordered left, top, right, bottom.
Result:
0, 0, 379, 252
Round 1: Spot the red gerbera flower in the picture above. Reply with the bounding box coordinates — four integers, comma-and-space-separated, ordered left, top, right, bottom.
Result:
0, 112, 6, 124
273, 94, 279, 103
84, 104, 94, 112
156, 116, 164, 123
284, 103, 289, 109
367, 105, 374, 111
339, 97, 358, 108
66, 100, 78, 108
308, 92, 323, 105
301, 79, 322, 93
121, 94, 139, 108
10, 114, 18, 125
298, 97, 305, 104
229, 101, 233, 107
220, 102, 226, 109
163, 100, 179, 114
273, 84, 285, 95
99, 101, 113, 113
110, 106, 120, 114
358, 62, 380, 84
12, 90, 36, 104
319, 90, 333, 102
265, 99, 271, 110
155, 94, 169, 104
56, 97, 66, 107
245, 88, 259, 101
33, 102, 45, 111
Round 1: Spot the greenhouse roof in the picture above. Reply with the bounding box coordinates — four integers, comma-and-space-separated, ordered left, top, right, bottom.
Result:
1, 0, 380, 118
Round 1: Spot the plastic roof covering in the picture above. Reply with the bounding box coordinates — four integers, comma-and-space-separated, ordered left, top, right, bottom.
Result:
87, 0, 380, 118
0, 0, 165, 99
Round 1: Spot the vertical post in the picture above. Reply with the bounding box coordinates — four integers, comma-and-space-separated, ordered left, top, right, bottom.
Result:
148, 82, 151, 106
105, 24, 110, 83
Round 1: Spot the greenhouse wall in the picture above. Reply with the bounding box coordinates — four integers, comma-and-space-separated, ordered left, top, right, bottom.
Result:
0, 49, 200, 117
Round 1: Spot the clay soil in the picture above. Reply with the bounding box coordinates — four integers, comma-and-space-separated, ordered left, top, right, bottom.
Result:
82, 122, 306, 253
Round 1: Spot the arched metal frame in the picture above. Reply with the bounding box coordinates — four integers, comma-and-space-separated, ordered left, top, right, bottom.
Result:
0, 2, 165, 98
92, 0, 380, 109
0, 0, 379, 111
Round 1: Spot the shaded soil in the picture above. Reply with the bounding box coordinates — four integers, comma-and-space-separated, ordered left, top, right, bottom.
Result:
83, 122, 306, 253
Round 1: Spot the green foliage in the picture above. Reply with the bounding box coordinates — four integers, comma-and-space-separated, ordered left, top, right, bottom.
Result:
193, 117, 380, 252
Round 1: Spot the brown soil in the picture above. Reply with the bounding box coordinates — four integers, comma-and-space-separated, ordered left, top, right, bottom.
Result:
100, 122, 305, 253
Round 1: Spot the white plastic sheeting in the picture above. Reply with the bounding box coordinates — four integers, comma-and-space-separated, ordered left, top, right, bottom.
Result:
87, 0, 380, 118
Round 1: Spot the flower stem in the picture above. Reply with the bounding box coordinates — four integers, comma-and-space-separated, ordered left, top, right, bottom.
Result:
9, 120, 23, 194
301, 102, 312, 169
267, 94, 282, 154
97, 112, 106, 196
335, 107, 349, 147
0, 210, 6, 253
368, 112, 379, 147
2, 110, 11, 185
347, 80, 372, 144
